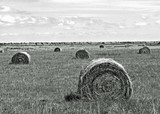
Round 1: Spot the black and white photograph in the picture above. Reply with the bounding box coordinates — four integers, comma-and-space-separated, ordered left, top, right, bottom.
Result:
0, 0, 160, 113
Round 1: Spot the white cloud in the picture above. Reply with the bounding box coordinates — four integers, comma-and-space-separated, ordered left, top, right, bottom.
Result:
0, 15, 16, 23
0, 6, 11, 12
135, 22, 148, 26
155, 20, 160, 24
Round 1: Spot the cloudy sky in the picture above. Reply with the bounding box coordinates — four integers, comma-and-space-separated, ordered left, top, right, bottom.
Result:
0, 0, 160, 42
1, 0, 160, 9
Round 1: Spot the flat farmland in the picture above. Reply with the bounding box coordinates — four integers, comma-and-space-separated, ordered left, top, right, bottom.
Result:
0, 45, 160, 114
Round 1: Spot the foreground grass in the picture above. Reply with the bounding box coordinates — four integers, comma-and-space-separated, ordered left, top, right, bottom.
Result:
0, 46, 160, 114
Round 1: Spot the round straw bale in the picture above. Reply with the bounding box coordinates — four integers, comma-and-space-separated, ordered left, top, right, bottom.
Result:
138, 46, 150, 54
99, 45, 104, 48
54, 47, 61, 52
11, 52, 31, 64
0, 48, 4, 53
77, 58, 132, 101
75, 49, 90, 59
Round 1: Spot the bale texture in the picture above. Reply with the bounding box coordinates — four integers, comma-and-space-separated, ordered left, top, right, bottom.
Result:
99, 45, 104, 48
54, 47, 61, 52
11, 52, 31, 64
139, 46, 150, 54
77, 58, 132, 101
75, 49, 90, 59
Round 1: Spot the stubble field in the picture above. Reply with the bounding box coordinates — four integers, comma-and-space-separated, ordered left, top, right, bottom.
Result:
0, 45, 160, 114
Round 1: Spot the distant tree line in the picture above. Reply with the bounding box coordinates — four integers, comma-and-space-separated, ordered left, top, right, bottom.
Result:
0, 41, 159, 46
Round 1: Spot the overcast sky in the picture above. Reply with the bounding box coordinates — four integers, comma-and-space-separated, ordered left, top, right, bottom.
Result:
1, 0, 159, 4
0, 0, 160, 42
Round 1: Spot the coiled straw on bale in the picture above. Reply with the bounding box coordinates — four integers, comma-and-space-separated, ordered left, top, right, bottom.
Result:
54, 47, 61, 52
138, 46, 150, 54
65, 58, 132, 102
11, 52, 31, 64
75, 49, 90, 59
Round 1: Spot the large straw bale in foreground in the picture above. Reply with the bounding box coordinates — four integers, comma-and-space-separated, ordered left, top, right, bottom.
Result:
65, 58, 132, 102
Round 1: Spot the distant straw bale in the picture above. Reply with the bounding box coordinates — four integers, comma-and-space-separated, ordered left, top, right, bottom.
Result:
54, 47, 61, 52
11, 52, 31, 64
99, 45, 104, 48
138, 46, 150, 54
75, 49, 90, 59
0, 48, 4, 53
65, 58, 132, 102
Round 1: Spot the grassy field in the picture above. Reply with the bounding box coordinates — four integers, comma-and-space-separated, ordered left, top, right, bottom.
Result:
0, 45, 160, 114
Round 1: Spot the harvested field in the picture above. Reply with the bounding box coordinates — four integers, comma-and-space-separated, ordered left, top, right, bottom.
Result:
0, 45, 160, 114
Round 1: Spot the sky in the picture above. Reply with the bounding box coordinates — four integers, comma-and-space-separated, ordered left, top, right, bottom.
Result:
0, 0, 160, 42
